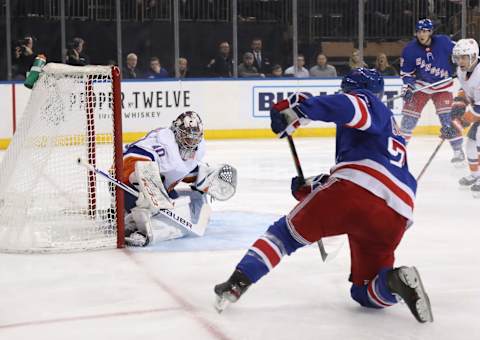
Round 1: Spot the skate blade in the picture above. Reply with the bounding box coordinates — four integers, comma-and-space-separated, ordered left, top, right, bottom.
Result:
214, 294, 231, 313
410, 267, 434, 323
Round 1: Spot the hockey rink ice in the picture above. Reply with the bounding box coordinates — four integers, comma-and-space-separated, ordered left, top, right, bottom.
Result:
0, 136, 479, 340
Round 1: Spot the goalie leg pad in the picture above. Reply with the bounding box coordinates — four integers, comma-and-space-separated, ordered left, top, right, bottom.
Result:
134, 161, 173, 211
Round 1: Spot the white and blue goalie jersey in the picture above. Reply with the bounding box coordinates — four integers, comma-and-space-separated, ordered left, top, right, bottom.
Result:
297, 90, 417, 221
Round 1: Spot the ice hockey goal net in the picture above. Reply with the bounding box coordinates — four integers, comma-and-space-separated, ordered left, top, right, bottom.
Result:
0, 63, 124, 253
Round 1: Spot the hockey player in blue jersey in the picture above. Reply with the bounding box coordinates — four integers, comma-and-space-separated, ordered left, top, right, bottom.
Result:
400, 18, 464, 164
214, 68, 433, 323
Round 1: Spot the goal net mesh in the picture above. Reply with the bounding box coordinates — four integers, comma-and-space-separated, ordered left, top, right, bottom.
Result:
0, 63, 122, 253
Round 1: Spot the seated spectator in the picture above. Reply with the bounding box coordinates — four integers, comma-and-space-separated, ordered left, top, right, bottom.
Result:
309, 54, 337, 77
146, 57, 169, 79
270, 64, 283, 77
123, 53, 140, 79
284, 54, 309, 78
66, 37, 90, 66
206, 41, 233, 77
375, 53, 398, 76
178, 57, 188, 78
348, 49, 368, 70
238, 52, 264, 77
13, 36, 35, 79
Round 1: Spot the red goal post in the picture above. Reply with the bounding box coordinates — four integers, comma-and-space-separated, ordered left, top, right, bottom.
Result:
0, 63, 124, 253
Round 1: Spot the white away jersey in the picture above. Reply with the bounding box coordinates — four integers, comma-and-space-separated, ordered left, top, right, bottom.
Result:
124, 128, 206, 189
457, 62, 480, 105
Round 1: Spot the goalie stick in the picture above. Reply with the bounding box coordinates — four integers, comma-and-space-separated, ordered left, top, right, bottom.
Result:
286, 136, 329, 262
77, 158, 206, 237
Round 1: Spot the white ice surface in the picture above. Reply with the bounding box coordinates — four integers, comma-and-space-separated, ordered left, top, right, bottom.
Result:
1, 136, 479, 340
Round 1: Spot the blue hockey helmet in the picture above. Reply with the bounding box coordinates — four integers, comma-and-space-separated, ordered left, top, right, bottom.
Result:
340, 68, 384, 97
416, 18, 433, 31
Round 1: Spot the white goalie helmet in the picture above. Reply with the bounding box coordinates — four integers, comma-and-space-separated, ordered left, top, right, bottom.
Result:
452, 38, 479, 69
171, 111, 204, 160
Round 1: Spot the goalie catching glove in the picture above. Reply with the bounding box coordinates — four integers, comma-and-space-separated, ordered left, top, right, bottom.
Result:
270, 92, 312, 138
193, 163, 237, 201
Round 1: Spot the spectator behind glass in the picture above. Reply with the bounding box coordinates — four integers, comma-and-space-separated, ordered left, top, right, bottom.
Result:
349, 49, 368, 70
270, 64, 283, 77
178, 57, 188, 78
13, 36, 35, 79
207, 41, 233, 77
375, 53, 398, 76
146, 57, 169, 79
309, 54, 337, 77
66, 37, 90, 66
250, 38, 271, 74
284, 54, 309, 78
238, 52, 265, 78
123, 53, 140, 79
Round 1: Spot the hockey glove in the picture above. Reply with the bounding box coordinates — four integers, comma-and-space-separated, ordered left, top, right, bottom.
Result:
291, 174, 329, 201
451, 96, 468, 119
451, 96, 470, 128
401, 84, 415, 103
270, 92, 312, 138
439, 125, 459, 140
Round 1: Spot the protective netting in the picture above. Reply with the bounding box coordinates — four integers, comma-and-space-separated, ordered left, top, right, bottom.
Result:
0, 64, 121, 253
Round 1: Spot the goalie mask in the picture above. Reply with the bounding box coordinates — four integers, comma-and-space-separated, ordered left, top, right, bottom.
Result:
171, 111, 204, 160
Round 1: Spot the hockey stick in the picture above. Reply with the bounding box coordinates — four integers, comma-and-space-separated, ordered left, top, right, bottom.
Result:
416, 138, 445, 182
384, 76, 454, 105
77, 158, 206, 237
286, 136, 329, 262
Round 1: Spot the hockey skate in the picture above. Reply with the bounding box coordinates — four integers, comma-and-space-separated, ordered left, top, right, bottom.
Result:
471, 178, 480, 198
387, 266, 433, 323
459, 174, 479, 188
451, 149, 465, 167
214, 270, 251, 313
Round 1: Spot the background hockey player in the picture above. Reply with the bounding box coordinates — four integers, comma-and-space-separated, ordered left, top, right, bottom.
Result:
451, 38, 480, 197
214, 69, 433, 323
400, 18, 464, 164
121, 111, 237, 246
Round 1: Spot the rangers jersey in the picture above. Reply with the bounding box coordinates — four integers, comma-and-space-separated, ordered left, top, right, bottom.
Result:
457, 60, 480, 116
123, 128, 206, 190
401, 35, 455, 93
298, 90, 417, 220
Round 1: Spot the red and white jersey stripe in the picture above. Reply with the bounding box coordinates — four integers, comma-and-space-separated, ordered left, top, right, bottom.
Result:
330, 159, 415, 221
343, 93, 372, 131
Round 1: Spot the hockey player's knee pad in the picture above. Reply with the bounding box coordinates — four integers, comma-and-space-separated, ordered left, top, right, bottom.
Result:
400, 114, 419, 136
266, 216, 305, 256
